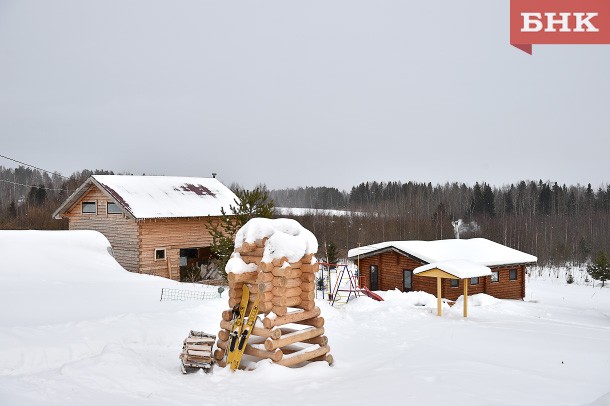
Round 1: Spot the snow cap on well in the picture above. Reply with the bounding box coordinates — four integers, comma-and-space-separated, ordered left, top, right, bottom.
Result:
234, 218, 318, 263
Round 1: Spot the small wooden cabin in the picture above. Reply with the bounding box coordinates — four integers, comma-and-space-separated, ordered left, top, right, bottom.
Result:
347, 239, 537, 300
53, 175, 238, 281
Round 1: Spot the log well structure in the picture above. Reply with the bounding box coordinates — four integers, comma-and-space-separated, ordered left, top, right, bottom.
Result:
214, 218, 333, 369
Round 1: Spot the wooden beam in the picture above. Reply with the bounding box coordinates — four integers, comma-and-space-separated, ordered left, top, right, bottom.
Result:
264, 327, 324, 351
262, 307, 321, 329
437, 277, 442, 317
167, 257, 173, 280
463, 280, 468, 318
275, 345, 330, 367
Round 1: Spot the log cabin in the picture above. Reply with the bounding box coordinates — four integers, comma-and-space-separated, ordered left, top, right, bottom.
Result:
347, 239, 537, 300
53, 175, 238, 281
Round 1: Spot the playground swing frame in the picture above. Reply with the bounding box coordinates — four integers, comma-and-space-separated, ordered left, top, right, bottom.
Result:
317, 262, 364, 306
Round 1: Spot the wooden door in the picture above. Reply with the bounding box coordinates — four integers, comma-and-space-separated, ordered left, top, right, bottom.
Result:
370, 265, 379, 291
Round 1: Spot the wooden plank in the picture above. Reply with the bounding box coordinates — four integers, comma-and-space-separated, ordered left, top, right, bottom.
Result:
185, 344, 213, 351
166, 257, 173, 280
186, 349, 212, 357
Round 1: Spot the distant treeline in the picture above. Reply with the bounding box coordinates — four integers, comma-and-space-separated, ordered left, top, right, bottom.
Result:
270, 181, 610, 266
0, 166, 115, 230
1, 166, 608, 266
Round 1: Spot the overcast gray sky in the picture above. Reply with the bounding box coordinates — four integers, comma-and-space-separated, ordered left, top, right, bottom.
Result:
1, 0, 608, 190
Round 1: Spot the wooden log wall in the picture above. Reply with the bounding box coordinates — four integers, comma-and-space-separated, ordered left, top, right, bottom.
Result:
358, 252, 527, 300
66, 186, 139, 273
63, 184, 226, 281
138, 216, 222, 280
215, 239, 332, 369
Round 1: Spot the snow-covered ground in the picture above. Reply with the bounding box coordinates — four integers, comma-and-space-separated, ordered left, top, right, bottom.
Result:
275, 207, 365, 217
1, 231, 609, 405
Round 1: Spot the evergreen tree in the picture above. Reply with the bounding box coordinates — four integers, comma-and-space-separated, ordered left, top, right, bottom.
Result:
504, 188, 515, 215
207, 187, 275, 281
577, 237, 591, 265
585, 183, 594, 209
26, 184, 47, 206
481, 183, 495, 216
537, 183, 552, 215
323, 241, 339, 268
35, 184, 47, 205
587, 251, 610, 287
8, 201, 17, 217
470, 182, 495, 216
470, 182, 484, 215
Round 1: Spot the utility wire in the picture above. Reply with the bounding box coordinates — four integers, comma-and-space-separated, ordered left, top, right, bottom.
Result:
0, 153, 70, 179
0, 178, 73, 192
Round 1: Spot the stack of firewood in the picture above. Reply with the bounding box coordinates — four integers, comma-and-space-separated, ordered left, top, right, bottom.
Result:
214, 238, 333, 368
179, 331, 216, 373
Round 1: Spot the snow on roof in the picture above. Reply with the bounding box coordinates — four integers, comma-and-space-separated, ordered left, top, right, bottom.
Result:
348, 238, 537, 267
86, 175, 238, 219
231, 218, 318, 266
414, 259, 492, 279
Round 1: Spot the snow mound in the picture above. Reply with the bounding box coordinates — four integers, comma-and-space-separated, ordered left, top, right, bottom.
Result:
0, 230, 187, 327
373, 289, 440, 307
404, 291, 438, 307
0, 230, 126, 283
234, 218, 318, 263
454, 293, 500, 307
586, 390, 610, 406
225, 253, 258, 275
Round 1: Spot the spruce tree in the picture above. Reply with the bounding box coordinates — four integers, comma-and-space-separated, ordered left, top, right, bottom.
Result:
482, 183, 495, 216
470, 182, 484, 215
207, 186, 275, 281
8, 201, 17, 217
324, 241, 339, 268
587, 251, 610, 287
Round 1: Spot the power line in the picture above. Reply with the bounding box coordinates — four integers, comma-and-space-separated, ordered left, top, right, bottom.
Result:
0, 154, 70, 179
0, 178, 73, 192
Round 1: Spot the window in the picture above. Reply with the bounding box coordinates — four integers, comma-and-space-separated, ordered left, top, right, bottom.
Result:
509, 269, 518, 280
82, 202, 96, 214
450, 279, 459, 288
107, 202, 122, 214
470, 277, 479, 285
155, 248, 166, 260
491, 271, 499, 282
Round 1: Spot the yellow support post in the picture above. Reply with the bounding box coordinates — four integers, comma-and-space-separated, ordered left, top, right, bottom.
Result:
463, 279, 468, 318
437, 277, 442, 317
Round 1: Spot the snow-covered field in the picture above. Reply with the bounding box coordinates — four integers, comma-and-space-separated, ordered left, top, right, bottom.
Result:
1, 231, 609, 405
275, 207, 365, 217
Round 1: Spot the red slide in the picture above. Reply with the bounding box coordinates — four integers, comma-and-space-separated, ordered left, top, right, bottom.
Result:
360, 287, 384, 301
